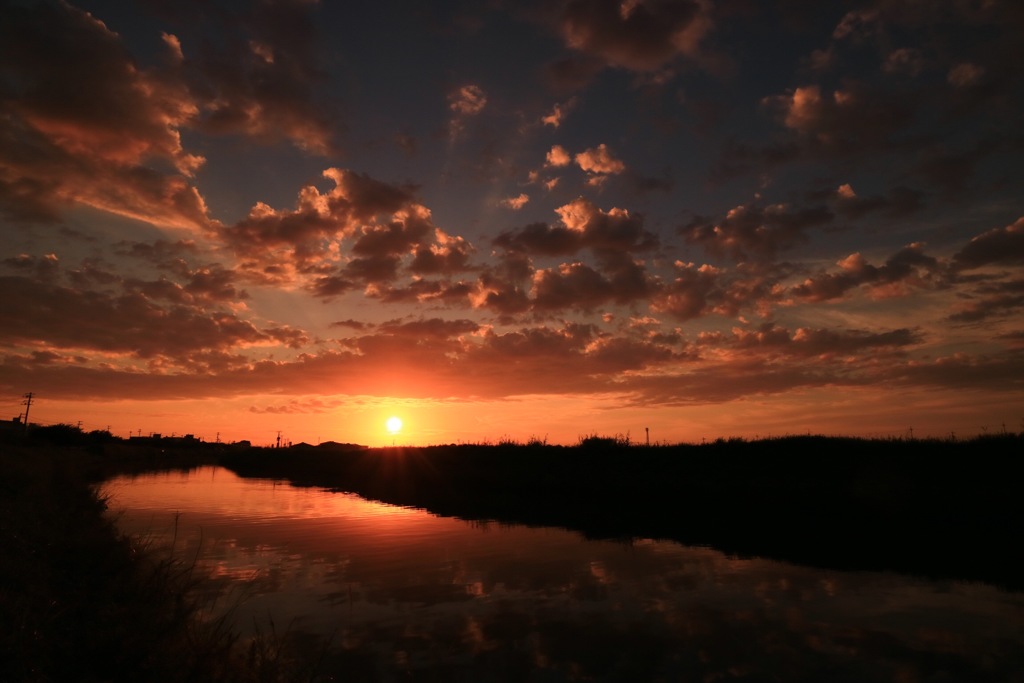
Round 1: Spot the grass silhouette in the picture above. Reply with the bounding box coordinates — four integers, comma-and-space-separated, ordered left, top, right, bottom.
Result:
0, 431, 325, 682
221, 433, 1024, 590
3, 425, 1021, 682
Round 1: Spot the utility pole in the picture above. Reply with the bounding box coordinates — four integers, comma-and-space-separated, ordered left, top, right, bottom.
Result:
645, 427, 649, 447
21, 392, 33, 431
276, 431, 282, 448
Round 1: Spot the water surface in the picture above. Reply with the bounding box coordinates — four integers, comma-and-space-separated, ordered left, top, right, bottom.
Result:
102, 467, 1024, 682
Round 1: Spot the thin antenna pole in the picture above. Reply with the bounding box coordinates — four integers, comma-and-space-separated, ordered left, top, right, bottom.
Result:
21, 392, 33, 431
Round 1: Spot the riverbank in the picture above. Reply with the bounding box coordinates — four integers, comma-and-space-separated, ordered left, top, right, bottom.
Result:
3, 429, 1022, 681
220, 434, 1024, 590
0, 438, 320, 683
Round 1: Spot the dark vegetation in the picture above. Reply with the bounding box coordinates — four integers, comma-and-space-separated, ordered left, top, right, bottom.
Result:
0, 426, 324, 682
221, 433, 1024, 591
2, 423, 1022, 681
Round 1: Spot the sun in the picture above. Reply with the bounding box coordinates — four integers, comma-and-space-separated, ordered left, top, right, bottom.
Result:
386, 416, 403, 435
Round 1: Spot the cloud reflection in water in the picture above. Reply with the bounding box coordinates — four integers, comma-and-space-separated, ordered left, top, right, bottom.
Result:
103, 467, 1023, 682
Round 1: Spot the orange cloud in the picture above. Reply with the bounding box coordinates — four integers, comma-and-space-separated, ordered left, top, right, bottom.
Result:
575, 144, 626, 175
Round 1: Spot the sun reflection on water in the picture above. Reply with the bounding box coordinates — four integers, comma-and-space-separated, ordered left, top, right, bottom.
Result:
101, 467, 1024, 682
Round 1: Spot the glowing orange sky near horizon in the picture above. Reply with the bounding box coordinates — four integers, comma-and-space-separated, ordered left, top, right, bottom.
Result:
29, 384, 1017, 448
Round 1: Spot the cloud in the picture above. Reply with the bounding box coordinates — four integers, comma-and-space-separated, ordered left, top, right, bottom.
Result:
0, 1, 211, 228
831, 8, 880, 41
449, 84, 488, 116
0, 274, 303, 364
221, 168, 417, 277
898, 352, 1024, 393
913, 142, 996, 196
2, 253, 61, 282
791, 244, 941, 302
882, 48, 924, 76
723, 324, 921, 358
495, 198, 658, 261
947, 279, 1024, 323
541, 98, 578, 127
329, 319, 369, 331
249, 398, 342, 415
830, 184, 924, 219
175, 0, 340, 154
531, 262, 616, 311
409, 230, 475, 275
350, 206, 434, 259
499, 194, 530, 210
764, 83, 912, 154
650, 261, 719, 321
680, 202, 833, 262
546, 145, 573, 167
947, 62, 986, 88
952, 218, 1024, 270
575, 144, 626, 176
448, 84, 487, 139
557, 0, 712, 71
377, 318, 480, 339
494, 222, 580, 257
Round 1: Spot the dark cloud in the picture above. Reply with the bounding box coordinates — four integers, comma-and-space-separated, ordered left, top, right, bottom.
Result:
532, 262, 616, 311
0, 1, 212, 228
725, 324, 921, 358
341, 255, 402, 284
309, 274, 357, 299
351, 216, 433, 259
680, 203, 833, 262
913, 142, 997, 197
377, 318, 480, 339
170, 0, 340, 153
0, 274, 303, 361
650, 261, 720, 321
220, 168, 478, 293
495, 199, 658, 259
221, 168, 423, 279
2, 253, 61, 282
373, 279, 477, 306
763, 82, 915, 156
829, 184, 925, 219
952, 218, 1024, 270
557, 0, 712, 71
329, 319, 369, 331
948, 279, 1024, 324
791, 244, 941, 302
409, 234, 474, 275
494, 222, 581, 257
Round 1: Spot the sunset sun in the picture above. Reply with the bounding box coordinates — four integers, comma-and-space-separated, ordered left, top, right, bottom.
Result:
386, 416, 403, 435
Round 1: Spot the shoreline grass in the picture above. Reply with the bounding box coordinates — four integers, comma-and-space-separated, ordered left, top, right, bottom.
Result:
222, 432, 1024, 590
3, 426, 1021, 680
0, 435, 324, 683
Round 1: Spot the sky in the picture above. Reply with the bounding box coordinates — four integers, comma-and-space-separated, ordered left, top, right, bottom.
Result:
1, 0, 1022, 447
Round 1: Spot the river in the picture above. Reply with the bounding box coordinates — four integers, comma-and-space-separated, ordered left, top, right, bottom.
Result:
101, 466, 1024, 682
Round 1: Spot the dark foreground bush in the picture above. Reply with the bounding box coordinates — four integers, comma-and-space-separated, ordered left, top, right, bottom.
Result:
0, 443, 324, 683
